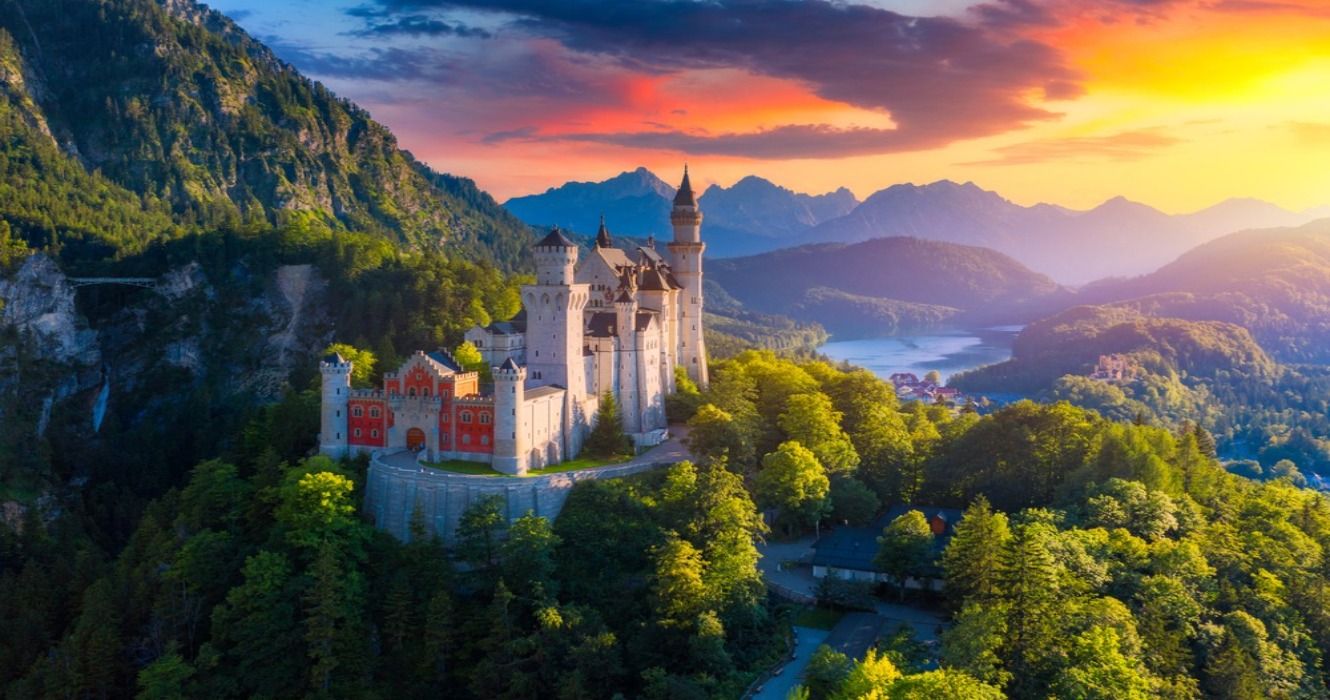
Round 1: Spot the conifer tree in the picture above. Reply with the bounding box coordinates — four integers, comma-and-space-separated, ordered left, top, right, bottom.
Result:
585, 391, 633, 458
942, 496, 1011, 604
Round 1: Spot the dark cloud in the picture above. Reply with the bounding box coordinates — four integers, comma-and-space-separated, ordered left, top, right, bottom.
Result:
960, 127, 1184, 165
348, 14, 490, 38
359, 0, 1083, 156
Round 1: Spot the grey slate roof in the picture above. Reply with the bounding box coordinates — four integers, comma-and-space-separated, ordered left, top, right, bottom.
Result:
426, 350, 462, 372
526, 385, 565, 400
673, 167, 696, 206
587, 311, 618, 338
498, 357, 520, 372
811, 505, 964, 574
535, 227, 576, 249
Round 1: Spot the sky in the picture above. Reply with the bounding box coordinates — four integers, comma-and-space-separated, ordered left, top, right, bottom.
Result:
206, 0, 1330, 213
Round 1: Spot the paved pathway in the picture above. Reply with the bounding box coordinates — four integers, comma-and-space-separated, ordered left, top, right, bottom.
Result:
755, 536, 947, 644
752, 626, 829, 700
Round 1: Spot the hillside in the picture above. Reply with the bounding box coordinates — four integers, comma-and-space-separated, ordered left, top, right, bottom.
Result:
1080, 218, 1330, 363
503, 169, 858, 257
0, 0, 534, 268
709, 237, 1070, 336
798, 181, 1323, 283
953, 304, 1275, 394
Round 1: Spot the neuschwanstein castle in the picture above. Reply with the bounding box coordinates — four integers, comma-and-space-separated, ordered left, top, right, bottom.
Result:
319, 168, 708, 475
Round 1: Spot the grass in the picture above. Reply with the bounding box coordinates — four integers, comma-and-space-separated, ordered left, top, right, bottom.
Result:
792, 606, 845, 631
526, 453, 631, 476
421, 453, 634, 477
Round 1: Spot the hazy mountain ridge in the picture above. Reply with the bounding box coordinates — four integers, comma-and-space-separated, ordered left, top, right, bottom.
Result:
709, 236, 1071, 337
801, 182, 1327, 284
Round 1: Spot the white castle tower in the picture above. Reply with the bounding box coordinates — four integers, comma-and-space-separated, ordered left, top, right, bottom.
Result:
524, 227, 591, 451
319, 352, 352, 458
492, 358, 527, 475
667, 166, 709, 387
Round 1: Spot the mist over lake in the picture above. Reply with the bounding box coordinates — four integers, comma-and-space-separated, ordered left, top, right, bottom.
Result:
817, 326, 1022, 384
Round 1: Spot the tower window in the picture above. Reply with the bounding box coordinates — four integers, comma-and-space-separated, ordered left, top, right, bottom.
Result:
461, 411, 473, 424
352, 406, 363, 417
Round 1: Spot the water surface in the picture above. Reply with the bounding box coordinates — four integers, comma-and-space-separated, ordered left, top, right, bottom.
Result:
817, 326, 1021, 384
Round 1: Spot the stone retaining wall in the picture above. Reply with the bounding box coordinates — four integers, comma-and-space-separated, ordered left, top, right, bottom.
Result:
364, 451, 671, 542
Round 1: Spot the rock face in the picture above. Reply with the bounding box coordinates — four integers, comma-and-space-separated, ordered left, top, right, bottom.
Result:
0, 254, 99, 365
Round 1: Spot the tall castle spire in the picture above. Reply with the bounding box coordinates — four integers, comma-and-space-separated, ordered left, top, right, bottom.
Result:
666, 165, 707, 387
595, 214, 612, 248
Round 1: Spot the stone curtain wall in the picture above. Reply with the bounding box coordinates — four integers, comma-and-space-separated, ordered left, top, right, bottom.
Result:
364, 451, 671, 543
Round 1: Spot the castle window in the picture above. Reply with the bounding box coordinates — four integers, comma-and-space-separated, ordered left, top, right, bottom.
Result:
409, 387, 417, 397
461, 411, 473, 424
336, 410, 340, 418
441, 413, 449, 423
481, 435, 490, 446
422, 387, 431, 397
354, 428, 362, 438
371, 429, 379, 438
370, 407, 380, 418
462, 434, 471, 445
352, 406, 363, 417
480, 413, 491, 425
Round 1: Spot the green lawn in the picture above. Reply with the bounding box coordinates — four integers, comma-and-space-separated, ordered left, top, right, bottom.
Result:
792, 606, 845, 630
421, 453, 633, 477
526, 454, 631, 476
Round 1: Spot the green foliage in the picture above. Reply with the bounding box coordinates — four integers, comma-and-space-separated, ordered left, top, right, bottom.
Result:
875, 510, 935, 601
755, 441, 831, 533
323, 343, 376, 388
828, 476, 880, 526
941, 496, 1011, 604
584, 391, 634, 459
453, 340, 487, 378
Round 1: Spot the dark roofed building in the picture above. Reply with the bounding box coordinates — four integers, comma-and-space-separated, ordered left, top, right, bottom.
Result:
811, 505, 964, 588
535, 226, 577, 249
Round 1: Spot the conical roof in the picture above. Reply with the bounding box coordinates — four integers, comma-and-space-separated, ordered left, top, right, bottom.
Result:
536, 226, 576, 249
595, 215, 612, 248
673, 165, 696, 206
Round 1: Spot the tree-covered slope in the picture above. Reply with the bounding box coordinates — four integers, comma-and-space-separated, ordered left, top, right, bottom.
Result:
1080, 218, 1330, 363
0, 0, 534, 267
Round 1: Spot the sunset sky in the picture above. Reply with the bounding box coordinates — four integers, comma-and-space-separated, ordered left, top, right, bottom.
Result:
209, 0, 1330, 213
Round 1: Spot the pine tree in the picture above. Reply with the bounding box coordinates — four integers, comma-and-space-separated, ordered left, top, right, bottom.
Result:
942, 496, 1011, 604
996, 521, 1063, 697
584, 392, 633, 458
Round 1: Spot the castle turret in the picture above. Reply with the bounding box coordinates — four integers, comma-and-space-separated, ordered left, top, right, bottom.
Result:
492, 358, 528, 475
667, 166, 708, 387
524, 227, 591, 455
319, 352, 352, 458
615, 285, 642, 433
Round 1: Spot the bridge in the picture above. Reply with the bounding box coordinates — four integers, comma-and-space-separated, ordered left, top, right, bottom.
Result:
67, 277, 156, 290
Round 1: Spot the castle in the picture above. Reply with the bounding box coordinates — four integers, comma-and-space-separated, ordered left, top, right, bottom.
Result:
319, 167, 708, 475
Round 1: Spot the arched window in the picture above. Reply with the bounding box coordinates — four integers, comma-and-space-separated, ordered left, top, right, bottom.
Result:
352, 406, 363, 417
481, 435, 490, 446
353, 428, 362, 438
422, 387, 431, 397
462, 434, 472, 445
371, 429, 379, 438
369, 407, 380, 418
479, 413, 491, 425
409, 387, 417, 397
461, 411, 473, 424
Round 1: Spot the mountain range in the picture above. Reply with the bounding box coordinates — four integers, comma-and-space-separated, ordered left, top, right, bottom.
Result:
504, 168, 858, 257
504, 169, 1328, 284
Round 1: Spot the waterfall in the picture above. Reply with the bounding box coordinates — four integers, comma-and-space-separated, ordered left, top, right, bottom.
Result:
92, 379, 110, 433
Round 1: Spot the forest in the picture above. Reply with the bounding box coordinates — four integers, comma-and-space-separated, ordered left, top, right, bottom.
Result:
5, 346, 1330, 698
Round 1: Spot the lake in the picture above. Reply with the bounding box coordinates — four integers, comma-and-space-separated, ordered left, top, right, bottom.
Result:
816, 326, 1022, 384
